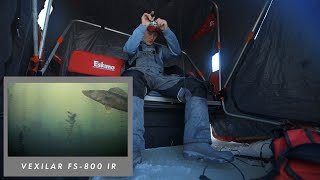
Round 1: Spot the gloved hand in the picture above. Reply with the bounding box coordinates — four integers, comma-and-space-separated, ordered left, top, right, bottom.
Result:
155, 18, 168, 31
141, 11, 155, 27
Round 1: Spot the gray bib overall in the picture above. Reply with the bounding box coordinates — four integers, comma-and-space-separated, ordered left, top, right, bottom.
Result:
128, 43, 183, 90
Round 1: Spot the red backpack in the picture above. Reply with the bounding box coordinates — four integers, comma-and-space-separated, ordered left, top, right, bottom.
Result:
262, 128, 320, 180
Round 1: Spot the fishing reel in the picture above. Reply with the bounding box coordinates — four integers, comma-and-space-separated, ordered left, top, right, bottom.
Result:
147, 21, 159, 31
147, 11, 160, 33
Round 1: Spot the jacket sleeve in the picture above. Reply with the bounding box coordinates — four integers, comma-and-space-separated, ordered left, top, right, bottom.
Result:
123, 24, 147, 56
161, 27, 182, 61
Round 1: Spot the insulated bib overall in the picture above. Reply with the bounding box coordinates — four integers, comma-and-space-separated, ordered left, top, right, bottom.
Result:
122, 24, 234, 165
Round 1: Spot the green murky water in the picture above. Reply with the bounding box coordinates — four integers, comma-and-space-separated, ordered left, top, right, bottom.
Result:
7, 83, 128, 156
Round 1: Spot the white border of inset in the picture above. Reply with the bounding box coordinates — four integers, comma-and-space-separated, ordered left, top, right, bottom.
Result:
3, 76, 133, 177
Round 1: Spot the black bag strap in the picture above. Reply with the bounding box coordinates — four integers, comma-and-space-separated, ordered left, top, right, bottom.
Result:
261, 129, 320, 180
284, 131, 293, 148
285, 162, 303, 180
125, 57, 136, 70
286, 143, 320, 164
304, 129, 316, 143
278, 129, 320, 163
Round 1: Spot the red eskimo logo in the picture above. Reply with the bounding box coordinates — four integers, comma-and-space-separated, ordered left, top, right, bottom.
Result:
93, 60, 115, 71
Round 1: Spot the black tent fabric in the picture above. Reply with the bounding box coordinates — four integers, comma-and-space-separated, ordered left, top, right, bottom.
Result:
46, 0, 216, 78
1, 0, 320, 143
49, 21, 187, 76
2, 0, 45, 76
55, 22, 130, 75
220, 0, 320, 124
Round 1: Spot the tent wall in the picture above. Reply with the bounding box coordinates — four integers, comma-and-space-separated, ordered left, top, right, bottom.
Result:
1, 0, 320, 151
46, 0, 212, 47
219, 0, 320, 123
45, 0, 214, 77
54, 22, 130, 75
2, 0, 45, 76
4, 0, 320, 124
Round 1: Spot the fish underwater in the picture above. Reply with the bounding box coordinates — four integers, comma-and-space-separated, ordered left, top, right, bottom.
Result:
82, 87, 128, 112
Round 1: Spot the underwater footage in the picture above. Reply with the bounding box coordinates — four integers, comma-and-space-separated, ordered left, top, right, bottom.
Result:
7, 83, 128, 156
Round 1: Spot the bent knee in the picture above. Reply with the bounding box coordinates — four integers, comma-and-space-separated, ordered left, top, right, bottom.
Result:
185, 78, 207, 98
122, 70, 148, 98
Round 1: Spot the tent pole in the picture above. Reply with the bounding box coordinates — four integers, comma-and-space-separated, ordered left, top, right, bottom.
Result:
181, 52, 206, 81
223, 0, 272, 89
254, 0, 274, 40
32, 0, 39, 63
40, 20, 76, 74
221, 98, 282, 125
39, 0, 54, 62
209, 0, 221, 90
209, 0, 281, 125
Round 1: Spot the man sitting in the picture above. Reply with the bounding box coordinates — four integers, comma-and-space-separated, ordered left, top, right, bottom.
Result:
122, 12, 234, 167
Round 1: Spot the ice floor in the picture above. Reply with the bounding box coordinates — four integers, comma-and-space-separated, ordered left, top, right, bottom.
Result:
91, 138, 273, 180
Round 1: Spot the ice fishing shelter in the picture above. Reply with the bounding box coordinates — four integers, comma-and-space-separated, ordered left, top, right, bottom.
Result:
2, 0, 320, 146
217, 0, 320, 129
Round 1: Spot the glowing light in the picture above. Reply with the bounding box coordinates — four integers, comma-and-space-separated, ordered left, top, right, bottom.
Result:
211, 52, 220, 72
38, 0, 53, 30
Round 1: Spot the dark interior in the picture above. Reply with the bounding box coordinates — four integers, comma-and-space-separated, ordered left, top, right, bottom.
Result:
1, 0, 320, 178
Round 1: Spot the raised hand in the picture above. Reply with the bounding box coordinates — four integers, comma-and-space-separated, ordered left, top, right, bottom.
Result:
155, 18, 168, 31
141, 12, 155, 27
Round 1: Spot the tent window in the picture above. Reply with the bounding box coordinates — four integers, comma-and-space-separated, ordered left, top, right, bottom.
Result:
211, 52, 220, 72
38, 0, 53, 30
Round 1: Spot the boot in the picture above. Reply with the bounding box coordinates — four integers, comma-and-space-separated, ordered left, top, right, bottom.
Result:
132, 96, 145, 167
183, 96, 234, 163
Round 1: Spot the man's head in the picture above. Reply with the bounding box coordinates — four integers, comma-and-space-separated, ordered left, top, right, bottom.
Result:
143, 30, 159, 45
141, 12, 167, 45
143, 21, 160, 45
